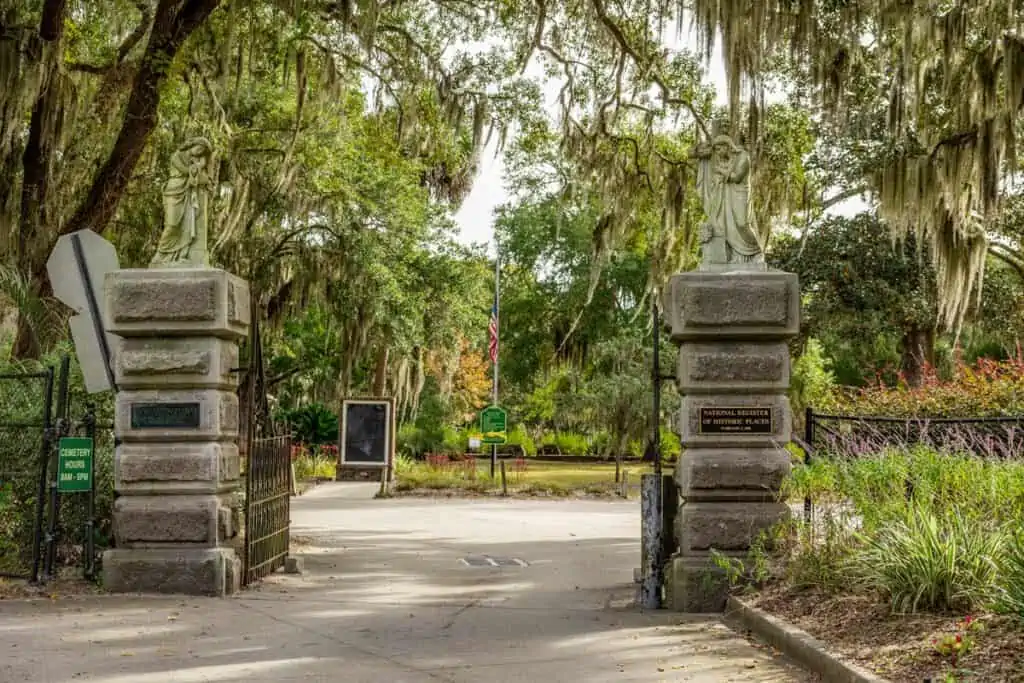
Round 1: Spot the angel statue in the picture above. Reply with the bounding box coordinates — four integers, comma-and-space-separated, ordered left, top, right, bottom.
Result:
150, 137, 214, 268
690, 133, 764, 269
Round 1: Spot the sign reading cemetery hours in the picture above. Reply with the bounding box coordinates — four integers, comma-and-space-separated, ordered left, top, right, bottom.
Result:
340, 398, 394, 467
698, 407, 773, 434
130, 402, 201, 429
57, 437, 94, 493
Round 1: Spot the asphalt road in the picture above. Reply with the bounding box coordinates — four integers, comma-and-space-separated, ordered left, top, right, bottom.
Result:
0, 483, 810, 682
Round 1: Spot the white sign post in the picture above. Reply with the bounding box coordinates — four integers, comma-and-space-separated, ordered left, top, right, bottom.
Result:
46, 230, 120, 393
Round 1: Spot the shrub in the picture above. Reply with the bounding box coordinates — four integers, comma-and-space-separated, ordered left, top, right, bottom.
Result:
824, 355, 1024, 418
997, 531, 1024, 619
278, 403, 338, 444
506, 424, 536, 456
397, 423, 443, 459
661, 427, 682, 460
788, 448, 1024, 530
439, 426, 467, 455
540, 431, 588, 455
851, 505, 1006, 613
791, 338, 836, 428
587, 431, 611, 456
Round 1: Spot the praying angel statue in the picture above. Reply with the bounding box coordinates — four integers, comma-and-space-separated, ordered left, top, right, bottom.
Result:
690, 133, 764, 269
150, 137, 214, 268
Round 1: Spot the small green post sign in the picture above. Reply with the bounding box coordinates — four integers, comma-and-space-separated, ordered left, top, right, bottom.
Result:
480, 406, 507, 445
57, 437, 93, 493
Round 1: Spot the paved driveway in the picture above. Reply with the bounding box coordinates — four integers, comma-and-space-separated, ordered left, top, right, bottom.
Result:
0, 483, 810, 682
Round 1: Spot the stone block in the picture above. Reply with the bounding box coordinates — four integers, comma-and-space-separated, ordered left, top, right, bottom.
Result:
677, 342, 790, 393
675, 501, 790, 553
115, 442, 240, 494
284, 556, 304, 574
115, 388, 238, 442
113, 494, 235, 547
663, 555, 734, 613
677, 394, 791, 448
666, 271, 799, 341
675, 448, 791, 501
116, 337, 239, 390
105, 268, 250, 340
102, 547, 240, 596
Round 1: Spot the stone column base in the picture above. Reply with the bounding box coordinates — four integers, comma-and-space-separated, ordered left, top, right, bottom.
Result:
102, 547, 240, 596
663, 555, 733, 613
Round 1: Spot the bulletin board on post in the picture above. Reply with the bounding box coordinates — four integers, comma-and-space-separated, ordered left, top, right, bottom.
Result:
339, 397, 395, 471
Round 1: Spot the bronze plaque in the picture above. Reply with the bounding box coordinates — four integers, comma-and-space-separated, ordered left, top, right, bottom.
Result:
698, 407, 773, 434
130, 402, 201, 429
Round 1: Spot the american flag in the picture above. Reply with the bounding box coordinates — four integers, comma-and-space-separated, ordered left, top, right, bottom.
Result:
488, 299, 499, 364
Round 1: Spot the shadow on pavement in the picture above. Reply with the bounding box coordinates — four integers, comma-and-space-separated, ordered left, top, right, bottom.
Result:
0, 483, 811, 682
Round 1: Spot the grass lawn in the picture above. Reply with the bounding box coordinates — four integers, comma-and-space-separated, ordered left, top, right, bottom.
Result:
392, 456, 656, 497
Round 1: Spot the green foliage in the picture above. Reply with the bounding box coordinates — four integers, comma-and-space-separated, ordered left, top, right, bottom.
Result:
771, 213, 938, 386
997, 532, 1024, 620
660, 428, 682, 460
278, 403, 338, 445
0, 345, 114, 576
778, 449, 1024, 619
293, 451, 337, 481
396, 423, 440, 460
505, 424, 536, 456
825, 357, 1024, 418
540, 432, 588, 455
852, 506, 1006, 614
790, 338, 836, 420
787, 449, 1024, 531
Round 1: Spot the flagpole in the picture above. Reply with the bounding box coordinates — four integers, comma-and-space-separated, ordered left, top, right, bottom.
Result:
491, 248, 500, 478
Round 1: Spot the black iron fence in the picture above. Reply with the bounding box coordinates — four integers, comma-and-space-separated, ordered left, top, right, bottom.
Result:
804, 408, 1024, 460
798, 407, 1024, 522
243, 435, 292, 586
0, 356, 112, 584
0, 367, 56, 581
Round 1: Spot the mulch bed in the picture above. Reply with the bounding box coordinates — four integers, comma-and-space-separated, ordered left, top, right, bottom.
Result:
746, 582, 1024, 682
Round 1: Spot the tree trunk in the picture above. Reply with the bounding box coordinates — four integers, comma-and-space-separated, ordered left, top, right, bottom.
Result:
372, 345, 389, 396
12, 0, 222, 359
900, 324, 936, 388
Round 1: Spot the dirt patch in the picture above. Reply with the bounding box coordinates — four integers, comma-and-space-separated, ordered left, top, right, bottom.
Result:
0, 573, 103, 601
746, 583, 1024, 682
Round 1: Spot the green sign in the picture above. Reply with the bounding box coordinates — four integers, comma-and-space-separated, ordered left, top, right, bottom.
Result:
480, 406, 507, 445
57, 437, 93, 493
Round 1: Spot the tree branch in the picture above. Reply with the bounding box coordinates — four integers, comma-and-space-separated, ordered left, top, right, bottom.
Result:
822, 184, 870, 210
588, 0, 709, 138
62, 0, 222, 238
65, 1, 152, 75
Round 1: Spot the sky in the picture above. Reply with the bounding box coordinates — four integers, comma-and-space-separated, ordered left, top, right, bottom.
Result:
451, 27, 866, 251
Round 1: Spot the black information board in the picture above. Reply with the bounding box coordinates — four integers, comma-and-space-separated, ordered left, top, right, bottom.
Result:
131, 402, 201, 429
342, 402, 389, 465
698, 407, 773, 434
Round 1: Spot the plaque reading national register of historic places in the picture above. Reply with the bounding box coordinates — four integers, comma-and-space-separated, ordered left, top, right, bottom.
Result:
130, 402, 202, 429
698, 407, 773, 434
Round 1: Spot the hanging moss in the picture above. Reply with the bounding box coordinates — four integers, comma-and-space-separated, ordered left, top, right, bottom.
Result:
688, 0, 1024, 328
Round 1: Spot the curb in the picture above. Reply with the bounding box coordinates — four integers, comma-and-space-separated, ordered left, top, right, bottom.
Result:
724, 596, 891, 683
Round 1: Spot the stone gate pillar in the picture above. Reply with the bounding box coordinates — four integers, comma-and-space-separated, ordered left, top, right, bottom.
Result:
663, 270, 798, 612
102, 268, 250, 596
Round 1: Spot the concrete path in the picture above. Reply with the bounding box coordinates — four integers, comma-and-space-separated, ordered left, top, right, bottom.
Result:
0, 483, 811, 682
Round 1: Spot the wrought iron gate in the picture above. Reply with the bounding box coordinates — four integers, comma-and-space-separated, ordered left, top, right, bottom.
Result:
239, 303, 292, 586
243, 435, 292, 586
